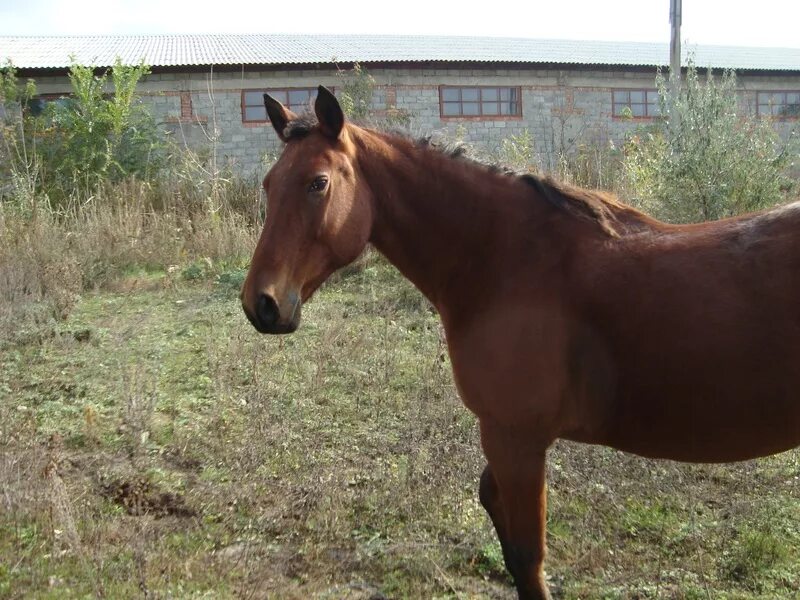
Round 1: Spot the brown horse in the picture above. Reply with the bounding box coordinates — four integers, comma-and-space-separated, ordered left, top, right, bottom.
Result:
241, 86, 800, 599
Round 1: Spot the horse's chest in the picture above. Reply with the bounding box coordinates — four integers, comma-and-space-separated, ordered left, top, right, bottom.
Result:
444, 318, 569, 430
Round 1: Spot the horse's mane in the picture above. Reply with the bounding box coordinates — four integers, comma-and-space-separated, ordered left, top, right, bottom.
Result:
281, 113, 630, 237
519, 174, 624, 237
412, 133, 626, 237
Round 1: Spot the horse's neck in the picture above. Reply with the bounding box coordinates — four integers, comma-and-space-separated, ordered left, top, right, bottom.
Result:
352, 129, 541, 311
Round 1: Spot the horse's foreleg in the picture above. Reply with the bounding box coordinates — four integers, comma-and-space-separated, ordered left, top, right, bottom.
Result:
479, 465, 517, 574
480, 422, 551, 600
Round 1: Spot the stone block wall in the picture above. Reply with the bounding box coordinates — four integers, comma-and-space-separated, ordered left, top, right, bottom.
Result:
30, 65, 800, 176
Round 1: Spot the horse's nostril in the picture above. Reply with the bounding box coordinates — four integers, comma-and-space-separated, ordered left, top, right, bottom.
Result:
257, 294, 280, 328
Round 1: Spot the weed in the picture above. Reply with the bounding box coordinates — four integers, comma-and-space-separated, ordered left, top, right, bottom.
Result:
2, 277, 800, 597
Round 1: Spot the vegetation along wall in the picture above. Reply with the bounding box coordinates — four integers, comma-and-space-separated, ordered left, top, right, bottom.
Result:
26, 64, 800, 175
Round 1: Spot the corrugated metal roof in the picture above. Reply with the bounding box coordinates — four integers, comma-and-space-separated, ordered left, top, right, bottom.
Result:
1, 34, 799, 71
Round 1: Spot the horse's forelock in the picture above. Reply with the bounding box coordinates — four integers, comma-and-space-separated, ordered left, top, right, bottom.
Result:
283, 114, 318, 141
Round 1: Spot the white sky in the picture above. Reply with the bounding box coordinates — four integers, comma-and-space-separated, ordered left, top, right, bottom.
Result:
0, 0, 798, 48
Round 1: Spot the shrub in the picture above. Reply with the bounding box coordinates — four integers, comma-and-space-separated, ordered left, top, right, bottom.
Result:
623, 62, 797, 223
497, 129, 536, 172
336, 62, 376, 122
1, 60, 165, 206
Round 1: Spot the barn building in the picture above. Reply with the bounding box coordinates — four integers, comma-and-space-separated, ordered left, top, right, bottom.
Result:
1, 34, 798, 174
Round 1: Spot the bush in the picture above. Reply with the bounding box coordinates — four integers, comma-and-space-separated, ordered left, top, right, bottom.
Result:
336, 62, 376, 121
1, 60, 165, 206
0, 208, 81, 347
497, 129, 536, 172
623, 63, 797, 223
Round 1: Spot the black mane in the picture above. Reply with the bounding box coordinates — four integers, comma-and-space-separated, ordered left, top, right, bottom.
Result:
413, 133, 621, 237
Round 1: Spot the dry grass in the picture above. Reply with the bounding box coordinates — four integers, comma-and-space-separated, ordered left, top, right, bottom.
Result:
1, 257, 798, 599
0, 177, 258, 349
1, 166, 799, 598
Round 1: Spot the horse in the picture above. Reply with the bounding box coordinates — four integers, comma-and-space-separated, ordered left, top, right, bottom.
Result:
240, 86, 800, 599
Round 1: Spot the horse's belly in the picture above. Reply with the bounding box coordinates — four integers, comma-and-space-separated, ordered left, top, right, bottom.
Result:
602, 378, 800, 462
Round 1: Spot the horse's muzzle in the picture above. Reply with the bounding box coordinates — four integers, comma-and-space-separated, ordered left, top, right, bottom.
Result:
242, 293, 298, 334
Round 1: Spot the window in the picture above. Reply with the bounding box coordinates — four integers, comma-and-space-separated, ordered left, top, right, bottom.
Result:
757, 92, 800, 118
26, 95, 72, 116
612, 90, 660, 118
241, 88, 317, 123
440, 86, 521, 118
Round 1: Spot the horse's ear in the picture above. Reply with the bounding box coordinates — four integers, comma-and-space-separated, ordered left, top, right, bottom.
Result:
264, 93, 298, 143
314, 85, 345, 139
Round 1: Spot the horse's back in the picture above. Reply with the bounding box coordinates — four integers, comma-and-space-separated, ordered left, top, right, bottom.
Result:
571, 202, 800, 461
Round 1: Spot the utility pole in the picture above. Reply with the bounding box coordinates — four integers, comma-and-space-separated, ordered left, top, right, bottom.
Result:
669, 0, 682, 92
668, 0, 682, 132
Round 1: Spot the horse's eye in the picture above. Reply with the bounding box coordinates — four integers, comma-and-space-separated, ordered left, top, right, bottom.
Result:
308, 176, 329, 193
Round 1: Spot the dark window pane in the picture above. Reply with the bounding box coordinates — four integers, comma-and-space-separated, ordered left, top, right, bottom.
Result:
631, 103, 646, 117
269, 91, 289, 105
56, 97, 72, 108
245, 106, 266, 121
244, 91, 265, 106
462, 102, 480, 115
27, 98, 47, 116
288, 89, 312, 106
462, 88, 479, 101
613, 91, 630, 103
482, 102, 499, 115
630, 91, 645, 103
482, 88, 499, 101
648, 102, 661, 116
442, 102, 461, 116
787, 92, 800, 105
442, 88, 460, 101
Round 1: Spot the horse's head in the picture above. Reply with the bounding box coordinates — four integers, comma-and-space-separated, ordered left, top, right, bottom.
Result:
241, 86, 373, 334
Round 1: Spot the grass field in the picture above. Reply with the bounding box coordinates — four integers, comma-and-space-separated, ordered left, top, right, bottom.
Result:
2, 255, 799, 599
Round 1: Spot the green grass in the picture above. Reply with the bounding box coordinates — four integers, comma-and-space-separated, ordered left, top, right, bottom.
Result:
1, 257, 799, 598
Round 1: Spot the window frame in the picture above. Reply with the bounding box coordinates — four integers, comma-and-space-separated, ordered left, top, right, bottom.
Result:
756, 91, 800, 120
439, 85, 523, 120
241, 87, 319, 124
611, 89, 661, 119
